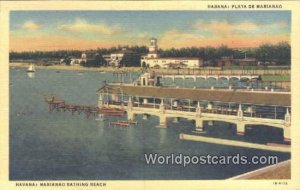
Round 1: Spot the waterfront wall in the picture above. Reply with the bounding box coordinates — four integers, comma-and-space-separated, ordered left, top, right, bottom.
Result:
179, 133, 290, 153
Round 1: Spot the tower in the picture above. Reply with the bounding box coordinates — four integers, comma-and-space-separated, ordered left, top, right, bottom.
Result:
149, 38, 158, 52
147, 38, 159, 58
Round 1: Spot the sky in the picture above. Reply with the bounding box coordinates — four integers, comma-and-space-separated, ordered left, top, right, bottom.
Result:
10, 11, 291, 52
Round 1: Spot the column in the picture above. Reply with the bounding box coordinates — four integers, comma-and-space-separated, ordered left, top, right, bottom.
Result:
284, 108, 291, 142
144, 76, 148, 86
236, 122, 245, 136
106, 92, 109, 106
283, 127, 291, 142
284, 108, 291, 126
237, 104, 243, 120
141, 77, 145, 86
143, 98, 148, 104
196, 101, 201, 117
160, 98, 165, 113
127, 110, 135, 121
195, 118, 203, 131
159, 115, 168, 128
120, 91, 124, 108
128, 96, 133, 111
98, 93, 104, 107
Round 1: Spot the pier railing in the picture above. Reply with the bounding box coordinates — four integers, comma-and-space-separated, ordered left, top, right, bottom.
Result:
105, 100, 288, 120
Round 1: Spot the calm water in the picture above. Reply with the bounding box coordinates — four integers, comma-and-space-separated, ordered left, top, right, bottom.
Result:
9, 68, 290, 180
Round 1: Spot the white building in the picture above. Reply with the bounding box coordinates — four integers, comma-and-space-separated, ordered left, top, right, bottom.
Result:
105, 48, 137, 67
60, 52, 87, 65
141, 38, 203, 69
70, 52, 88, 65
70, 59, 82, 65
142, 57, 202, 69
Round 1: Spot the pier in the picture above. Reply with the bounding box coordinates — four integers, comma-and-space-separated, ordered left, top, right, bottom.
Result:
97, 84, 291, 142
44, 96, 125, 118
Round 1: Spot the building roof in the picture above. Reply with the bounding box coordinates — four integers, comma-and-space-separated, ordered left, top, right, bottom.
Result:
145, 57, 201, 60
165, 63, 187, 66
97, 85, 290, 107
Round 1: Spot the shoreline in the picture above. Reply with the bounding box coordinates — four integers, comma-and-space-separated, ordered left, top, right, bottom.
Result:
9, 62, 291, 82
9, 62, 142, 72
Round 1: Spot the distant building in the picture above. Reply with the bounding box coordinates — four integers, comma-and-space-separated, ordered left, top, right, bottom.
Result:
217, 56, 257, 67
217, 56, 235, 67
105, 48, 140, 67
142, 57, 202, 69
71, 53, 88, 65
82, 50, 97, 60
141, 38, 203, 69
60, 52, 87, 66
238, 58, 257, 66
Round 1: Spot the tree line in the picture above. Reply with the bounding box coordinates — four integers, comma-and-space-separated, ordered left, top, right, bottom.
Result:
160, 41, 290, 65
9, 42, 291, 67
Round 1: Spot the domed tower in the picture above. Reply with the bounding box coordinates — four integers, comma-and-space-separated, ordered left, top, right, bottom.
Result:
147, 38, 159, 59
149, 38, 158, 53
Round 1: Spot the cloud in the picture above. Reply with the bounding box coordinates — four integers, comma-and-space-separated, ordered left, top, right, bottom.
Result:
137, 32, 148, 39
158, 19, 290, 48
58, 18, 122, 35
159, 29, 205, 48
21, 21, 40, 30
193, 20, 288, 38
9, 34, 125, 51
194, 20, 258, 37
159, 28, 289, 49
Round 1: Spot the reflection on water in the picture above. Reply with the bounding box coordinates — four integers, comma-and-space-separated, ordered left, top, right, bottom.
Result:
9, 68, 290, 180
159, 128, 167, 144
27, 72, 35, 78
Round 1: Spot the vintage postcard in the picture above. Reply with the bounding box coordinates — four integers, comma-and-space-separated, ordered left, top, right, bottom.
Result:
0, 1, 300, 190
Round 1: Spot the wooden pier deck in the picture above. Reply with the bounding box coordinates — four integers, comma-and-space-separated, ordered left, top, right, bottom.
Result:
44, 96, 125, 118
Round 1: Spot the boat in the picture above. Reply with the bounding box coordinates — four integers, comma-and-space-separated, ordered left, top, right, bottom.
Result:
27, 64, 36, 72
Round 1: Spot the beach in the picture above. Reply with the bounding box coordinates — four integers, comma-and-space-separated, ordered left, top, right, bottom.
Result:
9, 62, 142, 72
9, 62, 291, 76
